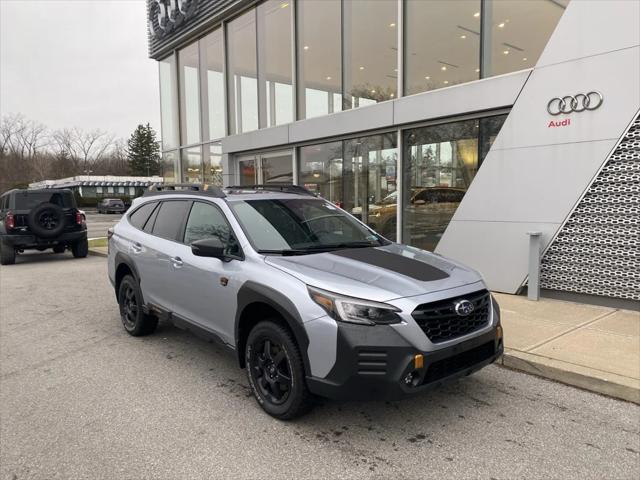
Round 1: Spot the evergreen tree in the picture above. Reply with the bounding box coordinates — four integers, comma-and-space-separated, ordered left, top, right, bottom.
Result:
126, 124, 161, 176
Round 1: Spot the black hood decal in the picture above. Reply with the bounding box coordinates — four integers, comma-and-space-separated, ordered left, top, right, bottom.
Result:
329, 248, 450, 282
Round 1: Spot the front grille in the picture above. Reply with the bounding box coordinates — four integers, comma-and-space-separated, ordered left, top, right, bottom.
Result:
412, 290, 490, 343
422, 341, 495, 385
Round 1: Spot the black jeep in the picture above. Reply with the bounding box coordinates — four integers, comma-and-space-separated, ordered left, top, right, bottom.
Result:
0, 188, 88, 265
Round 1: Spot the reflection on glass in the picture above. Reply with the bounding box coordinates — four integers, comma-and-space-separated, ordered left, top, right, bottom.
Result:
161, 150, 179, 183
299, 141, 343, 204
258, 0, 293, 127
178, 43, 201, 145
228, 10, 259, 134
262, 153, 293, 184
182, 146, 202, 184
297, 0, 342, 119
204, 143, 223, 186
485, 0, 568, 76
405, 0, 480, 95
159, 56, 179, 150
203, 29, 226, 140
239, 157, 257, 185
402, 115, 506, 251
343, 133, 398, 240
343, 0, 397, 109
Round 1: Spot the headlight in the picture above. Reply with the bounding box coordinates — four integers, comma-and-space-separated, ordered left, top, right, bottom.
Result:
308, 286, 402, 325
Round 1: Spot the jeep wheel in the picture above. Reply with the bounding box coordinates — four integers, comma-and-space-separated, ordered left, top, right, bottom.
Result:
0, 240, 16, 265
117, 274, 157, 336
27, 202, 65, 238
53, 245, 66, 254
246, 321, 312, 420
71, 239, 89, 258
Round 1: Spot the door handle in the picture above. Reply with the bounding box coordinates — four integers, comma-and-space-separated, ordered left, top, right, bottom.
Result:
170, 256, 183, 268
131, 242, 142, 253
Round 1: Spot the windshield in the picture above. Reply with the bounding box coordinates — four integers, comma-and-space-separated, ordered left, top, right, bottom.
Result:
229, 198, 388, 254
13, 191, 74, 209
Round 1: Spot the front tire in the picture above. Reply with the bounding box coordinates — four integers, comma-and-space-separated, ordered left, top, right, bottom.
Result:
246, 320, 313, 420
0, 240, 16, 265
117, 274, 157, 336
72, 239, 88, 258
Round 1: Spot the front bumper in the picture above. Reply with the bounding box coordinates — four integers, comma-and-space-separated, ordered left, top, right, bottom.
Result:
2, 229, 87, 248
306, 322, 503, 401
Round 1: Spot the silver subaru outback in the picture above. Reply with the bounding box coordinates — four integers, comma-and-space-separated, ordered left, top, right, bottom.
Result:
108, 184, 503, 419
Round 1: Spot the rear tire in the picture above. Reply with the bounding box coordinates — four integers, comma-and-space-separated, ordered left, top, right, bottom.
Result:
71, 239, 88, 258
53, 245, 66, 253
117, 274, 158, 336
0, 240, 16, 265
246, 320, 313, 420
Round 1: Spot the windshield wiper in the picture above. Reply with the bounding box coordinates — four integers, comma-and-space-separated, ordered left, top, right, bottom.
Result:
257, 249, 315, 256
258, 242, 378, 256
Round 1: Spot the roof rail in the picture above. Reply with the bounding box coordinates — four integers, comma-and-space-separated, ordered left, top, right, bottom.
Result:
225, 184, 316, 196
143, 183, 226, 198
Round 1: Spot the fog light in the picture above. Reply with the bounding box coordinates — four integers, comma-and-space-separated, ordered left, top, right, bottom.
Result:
496, 325, 503, 340
404, 372, 416, 385
414, 354, 424, 369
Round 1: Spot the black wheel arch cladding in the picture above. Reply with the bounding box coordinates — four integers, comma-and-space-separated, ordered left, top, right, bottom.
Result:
114, 252, 143, 300
235, 281, 311, 373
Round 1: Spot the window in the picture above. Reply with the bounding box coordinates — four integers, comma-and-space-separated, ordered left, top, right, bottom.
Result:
202, 29, 226, 140
261, 152, 293, 184
343, 0, 397, 109
343, 133, 398, 240
129, 201, 158, 230
227, 10, 259, 134
182, 147, 202, 184
204, 143, 223, 186
159, 55, 179, 150
257, 0, 293, 127
297, 0, 342, 119
184, 201, 234, 248
152, 201, 191, 241
402, 115, 507, 251
405, 0, 480, 95
299, 141, 343, 204
129, 187, 136, 196
161, 150, 179, 183
143, 203, 160, 233
484, 0, 568, 77
96, 186, 103, 194
178, 42, 201, 145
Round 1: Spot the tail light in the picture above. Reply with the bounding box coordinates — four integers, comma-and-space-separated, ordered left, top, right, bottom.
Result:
5, 211, 15, 230
335, 201, 343, 209
75, 211, 84, 225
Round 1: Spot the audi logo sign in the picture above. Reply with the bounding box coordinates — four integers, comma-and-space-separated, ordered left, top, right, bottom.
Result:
148, 0, 198, 40
547, 91, 604, 115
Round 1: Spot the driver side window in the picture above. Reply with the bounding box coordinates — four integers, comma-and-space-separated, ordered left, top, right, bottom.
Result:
184, 202, 239, 255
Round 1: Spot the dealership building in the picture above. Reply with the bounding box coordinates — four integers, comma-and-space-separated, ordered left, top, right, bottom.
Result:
146, 0, 639, 308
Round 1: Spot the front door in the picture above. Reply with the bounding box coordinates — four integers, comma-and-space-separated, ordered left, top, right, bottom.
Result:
236, 151, 293, 186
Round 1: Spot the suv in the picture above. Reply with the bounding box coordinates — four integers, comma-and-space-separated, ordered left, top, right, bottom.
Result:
108, 184, 503, 419
97, 198, 127, 214
0, 188, 88, 265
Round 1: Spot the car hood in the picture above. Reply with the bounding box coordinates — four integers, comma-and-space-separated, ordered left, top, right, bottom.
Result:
264, 243, 484, 302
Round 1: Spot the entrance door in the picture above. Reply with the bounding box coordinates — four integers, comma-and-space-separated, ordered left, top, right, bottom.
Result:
236, 150, 293, 185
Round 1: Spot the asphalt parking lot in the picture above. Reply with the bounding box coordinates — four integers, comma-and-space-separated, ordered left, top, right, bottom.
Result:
84, 212, 121, 239
1, 254, 639, 479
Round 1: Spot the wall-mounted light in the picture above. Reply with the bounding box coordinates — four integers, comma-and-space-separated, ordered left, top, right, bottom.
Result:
473, 12, 480, 18
389, 22, 396, 27
326, 76, 332, 80
498, 22, 505, 28
441, 65, 447, 71
424, 76, 430, 80
280, 2, 289, 8
443, 80, 449, 85
522, 57, 528, 61
460, 35, 466, 39
303, 45, 309, 50
359, 66, 365, 70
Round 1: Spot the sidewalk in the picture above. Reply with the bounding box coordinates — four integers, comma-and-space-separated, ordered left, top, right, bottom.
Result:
494, 292, 640, 404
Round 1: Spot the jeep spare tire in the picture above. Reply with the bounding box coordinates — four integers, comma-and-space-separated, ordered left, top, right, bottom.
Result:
27, 202, 65, 238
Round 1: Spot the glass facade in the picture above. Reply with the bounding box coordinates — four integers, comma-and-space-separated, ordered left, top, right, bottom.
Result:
402, 114, 506, 251
204, 143, 223, 186
227, 10, 259, 135
178, 43, 201, 145
202, 29, 226, 141
182, 146, 202, 184
159, 55, 179, 150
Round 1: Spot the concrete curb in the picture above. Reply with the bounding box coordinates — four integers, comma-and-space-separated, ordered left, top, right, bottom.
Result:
88, 248, 108, 258
500, 349, 640, 404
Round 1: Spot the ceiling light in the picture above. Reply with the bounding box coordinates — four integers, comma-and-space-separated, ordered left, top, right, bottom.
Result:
473, 12, 480, 18
443, 80, 449, 84
303, 45, 309, 50
503, 50, 509, 55
390, 93, 395, 98
326, 76, 332, 80
359, 66, 365, 70
460, 35, 467, 39
394, 69, 398, 72
389, 23, 396, 27
371, 89, 376, 94
280, 2, 289, 8
441, 65, 447, 71
522, 57, 528, 61
424, 76, 430, 80
475, 68, 480, 73
498, 22, 505, 28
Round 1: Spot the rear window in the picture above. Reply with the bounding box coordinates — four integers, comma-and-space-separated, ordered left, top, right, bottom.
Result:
13, 191, 74, 209
108, 199, 124, 206
128, 201, 158, 230
151, 201, 191, 241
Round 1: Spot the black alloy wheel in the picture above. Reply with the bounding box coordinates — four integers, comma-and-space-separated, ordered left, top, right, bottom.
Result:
117, 274, 158, 336
38, 210, 60, 231
246, 321, 313, 419
121, 283, 138, 331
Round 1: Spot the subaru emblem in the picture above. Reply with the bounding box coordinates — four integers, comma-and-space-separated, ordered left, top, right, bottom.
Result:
454, 299, 474, 316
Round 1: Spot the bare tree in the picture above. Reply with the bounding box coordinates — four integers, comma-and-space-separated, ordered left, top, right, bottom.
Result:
72, 128, 115, 175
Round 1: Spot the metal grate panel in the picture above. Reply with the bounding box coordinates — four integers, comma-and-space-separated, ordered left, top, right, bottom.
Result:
540, 113, 640, 301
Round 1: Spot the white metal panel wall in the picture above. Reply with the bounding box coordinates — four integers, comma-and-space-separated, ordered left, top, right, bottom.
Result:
436, 0, 640, 295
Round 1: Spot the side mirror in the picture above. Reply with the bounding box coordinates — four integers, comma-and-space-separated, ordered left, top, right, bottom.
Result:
191, 237, 227, 260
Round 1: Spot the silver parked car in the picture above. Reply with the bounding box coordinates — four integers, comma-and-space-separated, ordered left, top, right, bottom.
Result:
108, 184, 503, 419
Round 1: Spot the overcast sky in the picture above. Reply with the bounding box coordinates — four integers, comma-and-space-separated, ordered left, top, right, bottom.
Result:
0, 0, 160, 141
